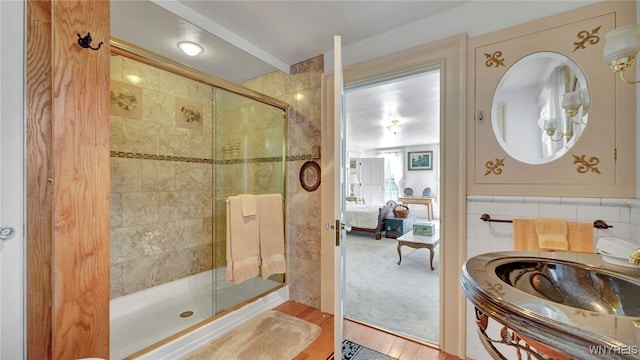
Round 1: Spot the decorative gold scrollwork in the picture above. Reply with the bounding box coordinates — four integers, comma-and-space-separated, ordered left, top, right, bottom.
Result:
485, 51, 505, 68
572, 154, 601, 174
484, 280, 506, 297
474, 307, 547, 360
573, 25, 601, 52
484, 158, 505, 176
573, 309, 600, 318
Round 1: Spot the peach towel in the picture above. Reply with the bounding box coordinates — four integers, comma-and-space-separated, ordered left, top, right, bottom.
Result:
258, 194, 286, 278
226, 195, 260, 283
239, 194, 257, 217
513, 219, 539, 251
534, 218, 568, 251
513, 218, 594, 253
567, 221, 594, 253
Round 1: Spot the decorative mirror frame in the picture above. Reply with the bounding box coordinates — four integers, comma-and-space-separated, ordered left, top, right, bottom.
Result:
466, 1, 636, 197
490, 51, 589, 165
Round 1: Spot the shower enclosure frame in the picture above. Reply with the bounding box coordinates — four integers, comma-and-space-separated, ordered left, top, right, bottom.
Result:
109, 37, 289, 358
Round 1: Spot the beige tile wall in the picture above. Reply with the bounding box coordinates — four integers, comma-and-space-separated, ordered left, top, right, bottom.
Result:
110, 54, 215, 298
109, 52, 321, 309
242, 55, 324, 308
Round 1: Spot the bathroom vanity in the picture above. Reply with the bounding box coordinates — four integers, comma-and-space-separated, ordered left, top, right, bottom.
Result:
461, 251, 640, 359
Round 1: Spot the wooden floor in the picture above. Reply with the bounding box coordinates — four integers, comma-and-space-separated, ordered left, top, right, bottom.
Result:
274, 300, 460, 360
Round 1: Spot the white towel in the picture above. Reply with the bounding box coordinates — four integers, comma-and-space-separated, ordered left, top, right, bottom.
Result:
226, 196, 260, 283
258, 194, 286, 278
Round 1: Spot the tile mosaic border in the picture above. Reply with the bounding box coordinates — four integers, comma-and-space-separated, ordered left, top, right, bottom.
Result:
111, 151, 317, 164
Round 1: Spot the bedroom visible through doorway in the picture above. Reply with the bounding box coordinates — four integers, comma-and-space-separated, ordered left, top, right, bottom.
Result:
343, 69, 441, 345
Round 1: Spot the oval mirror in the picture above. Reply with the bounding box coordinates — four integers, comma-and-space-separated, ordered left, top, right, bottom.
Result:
492, 52, 589, 164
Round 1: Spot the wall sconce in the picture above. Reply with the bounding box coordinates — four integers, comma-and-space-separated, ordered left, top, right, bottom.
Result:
348, 174, 359, 197
387, 119, 401, 135
603, 24, 640, 84
543, 118, 573, 142
177, 41, 204, 56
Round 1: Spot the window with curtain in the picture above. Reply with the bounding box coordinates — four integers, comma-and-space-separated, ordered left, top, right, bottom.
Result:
379, 151, 403, 201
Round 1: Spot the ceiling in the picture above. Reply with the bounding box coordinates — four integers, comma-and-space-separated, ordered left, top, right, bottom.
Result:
110, 1, 463, 150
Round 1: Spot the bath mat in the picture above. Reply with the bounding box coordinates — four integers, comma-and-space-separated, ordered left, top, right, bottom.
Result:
342, 340, 398, 360
183, 310, 321, 360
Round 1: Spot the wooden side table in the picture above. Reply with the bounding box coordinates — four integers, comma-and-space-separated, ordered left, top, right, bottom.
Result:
396, 230, 440, 270
398, 197, 434, 221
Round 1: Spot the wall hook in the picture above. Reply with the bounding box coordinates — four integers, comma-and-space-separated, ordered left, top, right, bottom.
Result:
77, 32, 103, 51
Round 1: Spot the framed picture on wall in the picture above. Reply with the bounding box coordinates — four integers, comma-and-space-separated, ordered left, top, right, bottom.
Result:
408, 151, 433, 170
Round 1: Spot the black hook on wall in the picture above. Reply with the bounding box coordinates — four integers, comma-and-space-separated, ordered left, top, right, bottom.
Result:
77, 32, 103, 51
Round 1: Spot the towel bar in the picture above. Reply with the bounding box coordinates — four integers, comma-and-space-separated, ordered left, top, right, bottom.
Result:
480, 213, 612, 229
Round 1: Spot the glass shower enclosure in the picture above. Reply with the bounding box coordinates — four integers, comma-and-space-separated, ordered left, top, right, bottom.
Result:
109, 39, 287, 358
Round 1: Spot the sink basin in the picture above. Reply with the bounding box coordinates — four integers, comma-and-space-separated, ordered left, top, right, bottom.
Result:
494, 259, 640, 317
461, 251, 640, 360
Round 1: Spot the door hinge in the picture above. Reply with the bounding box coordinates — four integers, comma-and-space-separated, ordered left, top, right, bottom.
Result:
614, 148, 617, 161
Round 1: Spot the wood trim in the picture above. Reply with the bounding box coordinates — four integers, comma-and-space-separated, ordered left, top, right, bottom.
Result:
27, 1, 111, 358
51, 1, 111, 357
26, 1, 53, 358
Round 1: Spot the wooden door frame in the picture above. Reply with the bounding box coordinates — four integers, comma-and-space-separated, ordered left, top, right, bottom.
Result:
320, 34, 467, 358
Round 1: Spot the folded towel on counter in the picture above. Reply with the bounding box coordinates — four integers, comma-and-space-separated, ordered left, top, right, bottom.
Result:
226, 196, 260, 283
258, 194, 287, 278
238, 194, 257, 217
534, 218, 568, 251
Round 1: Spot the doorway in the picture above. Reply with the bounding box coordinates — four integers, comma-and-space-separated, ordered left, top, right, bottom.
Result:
320, 34, 467, 357
343, 70, 441, 344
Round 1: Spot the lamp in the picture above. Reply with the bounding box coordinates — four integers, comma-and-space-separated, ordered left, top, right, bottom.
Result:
348, 174, 359, 197
177, 41, 204, 56
543, 118, 573, 142
561, 91, 582, 118
603, 24, 640, 84
387, 119, 401, 135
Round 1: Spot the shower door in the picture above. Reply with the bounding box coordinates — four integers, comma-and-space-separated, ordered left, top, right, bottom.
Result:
213, 87, 287, 314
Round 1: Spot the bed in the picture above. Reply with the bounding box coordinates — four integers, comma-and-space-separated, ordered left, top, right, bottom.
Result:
345, 200, 396, 240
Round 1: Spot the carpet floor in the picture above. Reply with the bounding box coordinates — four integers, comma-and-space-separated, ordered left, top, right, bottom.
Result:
344, 233, 440, 344
183, 310, 321, 360
342, 339, 398, 360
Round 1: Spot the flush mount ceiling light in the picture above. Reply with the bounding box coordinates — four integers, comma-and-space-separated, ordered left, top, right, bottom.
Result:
177, 41, 204, 56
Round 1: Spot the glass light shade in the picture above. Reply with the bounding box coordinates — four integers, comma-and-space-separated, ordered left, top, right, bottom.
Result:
543, 119, 557, 132
603, 24, 640, 62
579, 89, 590, 108
561, 91, 583, 110
177, 41, 204, 56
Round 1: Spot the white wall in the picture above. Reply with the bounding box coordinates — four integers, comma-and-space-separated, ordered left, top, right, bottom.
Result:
0, 1, 25, 359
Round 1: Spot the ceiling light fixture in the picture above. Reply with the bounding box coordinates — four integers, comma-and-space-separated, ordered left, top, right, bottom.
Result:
177, 41, 204, 56
387, 119, 401, 135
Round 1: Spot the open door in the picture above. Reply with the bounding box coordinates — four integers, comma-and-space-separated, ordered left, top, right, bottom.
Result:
320, 35, 346, 359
